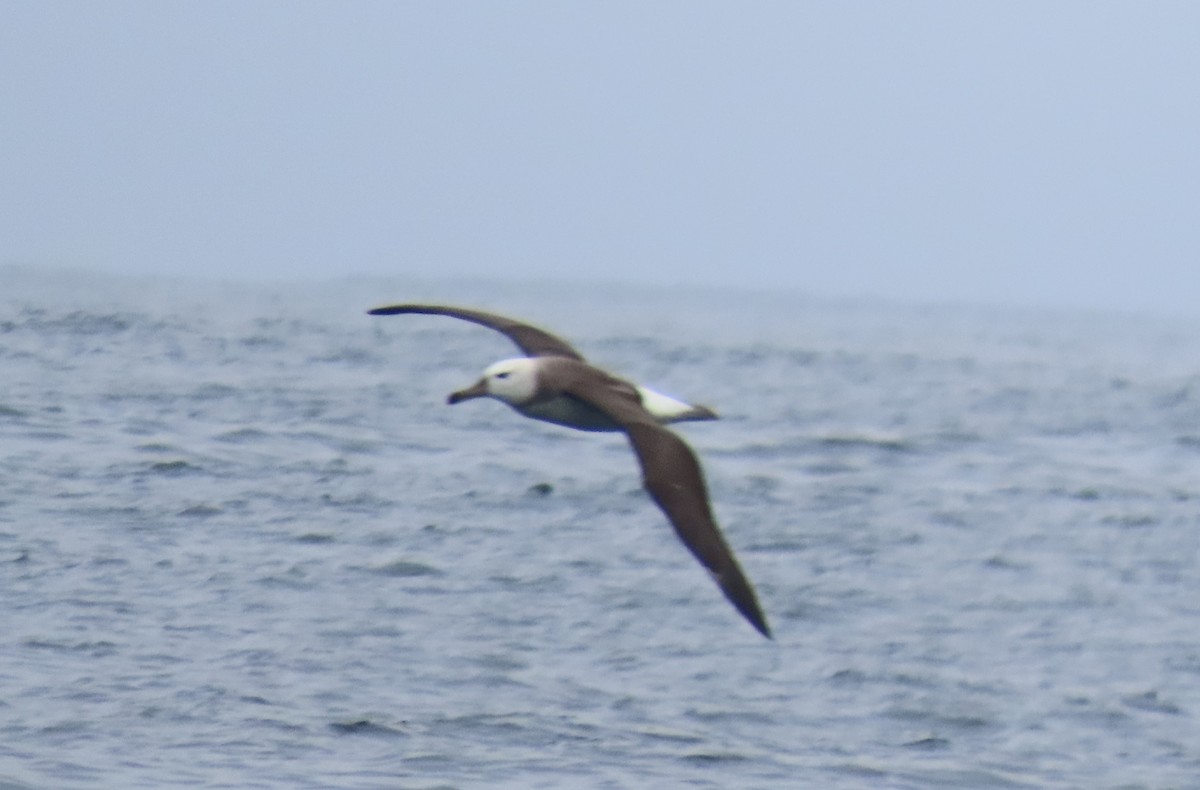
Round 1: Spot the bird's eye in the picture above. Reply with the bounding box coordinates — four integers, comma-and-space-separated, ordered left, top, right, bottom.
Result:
495, 372, 510, 380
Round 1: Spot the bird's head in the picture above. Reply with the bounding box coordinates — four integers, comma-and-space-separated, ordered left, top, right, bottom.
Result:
448, 357, 539, 406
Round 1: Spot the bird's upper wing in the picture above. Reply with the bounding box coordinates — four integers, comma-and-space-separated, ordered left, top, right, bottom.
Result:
551, 362, 772, 638
367, 304, 585, 361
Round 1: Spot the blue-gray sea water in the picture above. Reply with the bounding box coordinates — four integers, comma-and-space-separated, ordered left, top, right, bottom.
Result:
2, 267, 1199, 789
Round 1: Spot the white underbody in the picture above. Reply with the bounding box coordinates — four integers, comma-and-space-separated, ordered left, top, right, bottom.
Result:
517, 386, 709, 432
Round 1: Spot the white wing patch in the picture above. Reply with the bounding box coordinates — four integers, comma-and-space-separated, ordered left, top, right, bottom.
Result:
636, 386, 705, 422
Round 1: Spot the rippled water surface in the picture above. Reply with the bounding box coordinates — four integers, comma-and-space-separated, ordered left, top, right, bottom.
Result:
3, 268, 1200, 788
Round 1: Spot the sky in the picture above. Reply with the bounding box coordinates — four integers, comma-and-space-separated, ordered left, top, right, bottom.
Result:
3, 2, 1198, 315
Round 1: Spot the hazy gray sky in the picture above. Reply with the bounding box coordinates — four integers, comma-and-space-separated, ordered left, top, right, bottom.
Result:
3, 2, 1198, 313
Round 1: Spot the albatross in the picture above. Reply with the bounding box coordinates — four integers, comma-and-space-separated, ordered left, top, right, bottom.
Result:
369, 303, 772, 638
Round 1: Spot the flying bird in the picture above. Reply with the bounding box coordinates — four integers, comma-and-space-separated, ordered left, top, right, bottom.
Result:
369, 303, 771, 638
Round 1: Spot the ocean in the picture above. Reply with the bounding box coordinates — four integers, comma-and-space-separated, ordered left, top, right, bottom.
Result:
2, 267, 1198, 789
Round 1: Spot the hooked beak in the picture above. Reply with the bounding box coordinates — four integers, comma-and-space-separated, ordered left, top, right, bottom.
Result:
447, 378, 488, 405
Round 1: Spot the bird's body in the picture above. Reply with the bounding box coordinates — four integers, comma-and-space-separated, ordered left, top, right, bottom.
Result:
452, 355, 717, 432
369, 303, 771, 638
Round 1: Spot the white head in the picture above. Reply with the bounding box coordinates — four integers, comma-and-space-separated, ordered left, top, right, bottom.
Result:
447, 357, 539, 406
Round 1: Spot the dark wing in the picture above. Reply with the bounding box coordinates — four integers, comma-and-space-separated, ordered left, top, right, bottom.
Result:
366, 303, 584, 360
557, 367, 772, 638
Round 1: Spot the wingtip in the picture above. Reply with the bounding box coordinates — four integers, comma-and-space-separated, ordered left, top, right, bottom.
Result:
717, 579, 772, 639
723, 575, 772, 639
746, 611, 773, 639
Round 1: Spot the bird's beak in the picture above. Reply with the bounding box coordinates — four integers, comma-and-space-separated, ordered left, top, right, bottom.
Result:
447, 378, 488, 405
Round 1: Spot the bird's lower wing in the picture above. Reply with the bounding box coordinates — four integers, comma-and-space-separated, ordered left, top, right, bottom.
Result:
626, 423, 772, 638
562, 375, 772, 638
